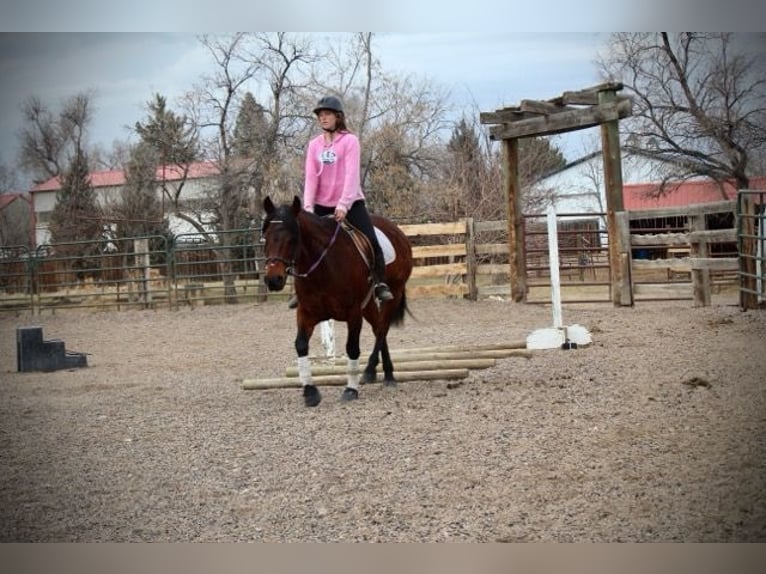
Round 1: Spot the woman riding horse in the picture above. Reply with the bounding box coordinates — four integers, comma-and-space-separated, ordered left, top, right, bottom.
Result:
262, 196, 413, 407
287, 94, 393, 309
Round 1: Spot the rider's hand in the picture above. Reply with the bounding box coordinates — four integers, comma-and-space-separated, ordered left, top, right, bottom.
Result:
334, 207, 347, 222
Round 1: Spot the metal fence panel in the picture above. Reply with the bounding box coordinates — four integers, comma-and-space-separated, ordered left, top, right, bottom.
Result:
0, 245, 34, 313
169, 228, 268, 309
737, 190, 766, 309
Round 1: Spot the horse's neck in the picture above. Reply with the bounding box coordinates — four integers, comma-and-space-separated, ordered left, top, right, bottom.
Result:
297, 214, 339, 259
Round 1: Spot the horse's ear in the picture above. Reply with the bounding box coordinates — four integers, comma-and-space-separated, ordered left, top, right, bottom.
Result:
292, 195, 302, 215
264, 196, 275, 214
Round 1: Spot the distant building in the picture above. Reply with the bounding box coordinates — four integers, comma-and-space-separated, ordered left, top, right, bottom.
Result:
529, 149, 764, 258
30, 161, 221, 246
534, 148, 765, 215
0, 192, 35, 248
0, 192, 24, 212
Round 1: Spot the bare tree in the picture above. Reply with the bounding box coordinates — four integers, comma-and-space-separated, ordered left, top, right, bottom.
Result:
18, 91, 96, 185
438, 117, 493, 221
88, 139, 134, 172
312, 33, 375, 140
187, 33, 318, 226
301, 34, 452, 218
0, 196, 32, 248
361, 73, 452, 216
598, 33, 766, 193
0, 162, 33, 248
430, 99, 566, 222
181, 33, 320, 301
240, 32, 320, 208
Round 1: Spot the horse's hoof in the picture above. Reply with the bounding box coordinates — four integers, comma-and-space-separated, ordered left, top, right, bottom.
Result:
383, 378, 397, 388
362, 371, 377, 385
303, 384, 321, 407
340, 387, 359, 402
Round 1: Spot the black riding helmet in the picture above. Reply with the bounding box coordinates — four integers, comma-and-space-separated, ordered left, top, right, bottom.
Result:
313, 95, 344, 115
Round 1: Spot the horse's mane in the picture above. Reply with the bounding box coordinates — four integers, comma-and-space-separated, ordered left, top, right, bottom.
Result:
262, 204, 297, 235
264, 204, 338, 234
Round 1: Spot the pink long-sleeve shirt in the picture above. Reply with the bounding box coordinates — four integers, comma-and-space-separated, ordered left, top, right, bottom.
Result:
303, 131, 364, 213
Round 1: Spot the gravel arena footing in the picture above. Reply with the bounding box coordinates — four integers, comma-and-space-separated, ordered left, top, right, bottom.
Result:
1, 296, 765, 542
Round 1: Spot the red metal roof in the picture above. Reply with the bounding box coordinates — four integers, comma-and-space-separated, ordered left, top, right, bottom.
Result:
0, 193, 22, 209
30, 161, 221, 192
624, 177, 766, 210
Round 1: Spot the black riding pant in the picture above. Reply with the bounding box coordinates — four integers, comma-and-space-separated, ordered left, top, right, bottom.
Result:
314, 200, 387, 282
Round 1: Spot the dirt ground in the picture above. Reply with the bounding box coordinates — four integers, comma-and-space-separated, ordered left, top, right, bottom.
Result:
1, 294, 765, 542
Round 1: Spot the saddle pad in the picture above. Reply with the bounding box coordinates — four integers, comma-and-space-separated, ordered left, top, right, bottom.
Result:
375, 227, 396, 265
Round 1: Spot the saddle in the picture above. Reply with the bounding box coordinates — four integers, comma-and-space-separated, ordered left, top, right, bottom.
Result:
340, 221, 396, 270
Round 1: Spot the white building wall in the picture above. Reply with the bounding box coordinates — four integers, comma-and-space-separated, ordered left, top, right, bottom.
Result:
531, 151, 682, 251
536, 152, 680, 216
32, 175, 221, 247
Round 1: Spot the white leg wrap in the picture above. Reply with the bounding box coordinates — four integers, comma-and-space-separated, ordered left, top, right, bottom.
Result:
346, 358, 360, 390
297, 356, 312, 386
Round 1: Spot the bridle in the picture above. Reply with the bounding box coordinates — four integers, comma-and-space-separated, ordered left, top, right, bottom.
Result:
264, 216, 342, 278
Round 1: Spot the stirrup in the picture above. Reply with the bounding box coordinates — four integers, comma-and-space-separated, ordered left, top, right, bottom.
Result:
287, 294, 299, 309
374, 282, 394, 302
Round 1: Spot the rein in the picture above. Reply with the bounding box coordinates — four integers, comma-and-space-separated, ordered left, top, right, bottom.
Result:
265, 216, 342, 279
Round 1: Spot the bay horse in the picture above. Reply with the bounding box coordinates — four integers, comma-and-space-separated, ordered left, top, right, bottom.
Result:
261, 196, 413, 407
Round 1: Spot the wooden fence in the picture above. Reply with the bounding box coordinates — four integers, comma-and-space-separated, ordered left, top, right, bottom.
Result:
0, 203, 747, 314
626, 200, 739, 306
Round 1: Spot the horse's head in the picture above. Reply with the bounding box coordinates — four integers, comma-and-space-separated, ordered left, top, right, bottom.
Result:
261, 196, 302, 291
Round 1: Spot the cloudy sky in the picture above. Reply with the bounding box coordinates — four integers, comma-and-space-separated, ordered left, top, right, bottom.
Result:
0, 0, 762, 189
0, 32, 610, 182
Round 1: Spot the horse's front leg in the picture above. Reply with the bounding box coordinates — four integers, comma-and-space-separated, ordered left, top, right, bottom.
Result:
340, 315, 364, 402
295, 317, 320, 407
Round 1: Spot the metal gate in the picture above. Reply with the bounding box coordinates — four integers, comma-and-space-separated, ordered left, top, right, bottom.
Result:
0, 228, 271, 314
737, 189, 766, 309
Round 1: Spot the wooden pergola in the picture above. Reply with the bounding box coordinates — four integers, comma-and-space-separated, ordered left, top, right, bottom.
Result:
480, 82, 634, 307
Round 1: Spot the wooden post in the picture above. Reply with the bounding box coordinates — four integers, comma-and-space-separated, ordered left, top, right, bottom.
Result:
482, 83, 633, 305
599, 89, 629, 307
616, 211, 634, 306
689, 214, 711, 306
503, 139, 527, 302
464, 217, 478, 300
134, 238, 151, 307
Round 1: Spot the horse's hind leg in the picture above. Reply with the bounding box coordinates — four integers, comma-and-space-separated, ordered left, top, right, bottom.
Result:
362, 340, 381, 384
363, 337, 395, 387
378, 338, 396, 387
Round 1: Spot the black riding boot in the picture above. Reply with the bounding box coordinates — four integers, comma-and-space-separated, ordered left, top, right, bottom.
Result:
372, 256, 393, 302
375, 282, 394, 302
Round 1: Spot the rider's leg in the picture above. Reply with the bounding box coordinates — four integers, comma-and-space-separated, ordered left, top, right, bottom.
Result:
346, 201, 393, 302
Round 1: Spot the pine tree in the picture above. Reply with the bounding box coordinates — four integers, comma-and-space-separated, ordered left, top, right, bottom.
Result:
48, 150, 104, 279
232, 92, 269, 159
518, 137, 566, 184
230, 91, 272, 223
49, 150, 102, 245
446, 119, 485, 213
115, 142, 169, 240
134, 94, 197, 166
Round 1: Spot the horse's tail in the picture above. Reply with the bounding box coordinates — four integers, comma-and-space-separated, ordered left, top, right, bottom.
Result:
391, 289, 414, 326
